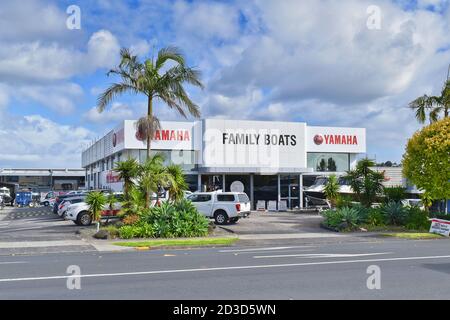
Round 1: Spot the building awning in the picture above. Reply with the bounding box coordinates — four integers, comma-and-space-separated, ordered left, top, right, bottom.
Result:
198, 167, 313, 175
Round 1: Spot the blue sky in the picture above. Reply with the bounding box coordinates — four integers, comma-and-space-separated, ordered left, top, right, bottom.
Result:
0, 0, 449, 168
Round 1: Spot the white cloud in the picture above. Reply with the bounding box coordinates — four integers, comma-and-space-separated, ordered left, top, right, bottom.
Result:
16, 83, 83, 114
0, 110, 93, 168
173, 0, 240, 41
0, 30, 120, 84
83, 103, 134, 123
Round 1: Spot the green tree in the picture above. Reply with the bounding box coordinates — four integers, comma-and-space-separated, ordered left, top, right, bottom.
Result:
97, 47, 204, 207
85, 191, 107, 225
346, 158, 385, 207
166, 164, 188, 202
403, 117, 450, 210
323, 174, 340, 207
137, 153, 188, 207
114, 158, 139, 199
409, 78, 449, 124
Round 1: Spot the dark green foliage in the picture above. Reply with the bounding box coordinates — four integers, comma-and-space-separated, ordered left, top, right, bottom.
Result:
119, 199, 209, 239
323, 207, 359, 231
383, 186, 407, 203
405, 206, 431, 231
381, 202, 407, 225
345, 159, 385, 207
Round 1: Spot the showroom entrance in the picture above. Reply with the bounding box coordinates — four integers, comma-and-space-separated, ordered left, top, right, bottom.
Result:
198, 172, 309, 210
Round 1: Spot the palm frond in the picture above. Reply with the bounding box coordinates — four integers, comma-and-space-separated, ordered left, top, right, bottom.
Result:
156, 46, 185, 70
97, 83, 138, 112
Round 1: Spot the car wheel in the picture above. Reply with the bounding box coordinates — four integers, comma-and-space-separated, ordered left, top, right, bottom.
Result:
43, 201, 49, 207
77, 211, 92, 226
214, 210, 229, 225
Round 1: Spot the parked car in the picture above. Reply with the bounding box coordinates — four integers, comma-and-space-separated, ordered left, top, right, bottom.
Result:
15, 191, 35, 207
186, 192, 251, 225
65, 193, 123, 226
0, 187, 13, 205
57, 196, 86, 218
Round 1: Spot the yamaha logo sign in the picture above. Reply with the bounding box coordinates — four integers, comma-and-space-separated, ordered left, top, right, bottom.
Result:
313, 134, 324, 145
314, 134, 358, 145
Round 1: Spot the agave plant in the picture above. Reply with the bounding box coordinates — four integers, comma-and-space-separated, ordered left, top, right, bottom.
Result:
381, 201, 407, 226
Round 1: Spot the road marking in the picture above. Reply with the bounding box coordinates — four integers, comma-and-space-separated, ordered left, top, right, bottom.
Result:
1, 254, 450, 283
219, 246, 313, 253
253, 252, 392, 259
0, 261, 28, 265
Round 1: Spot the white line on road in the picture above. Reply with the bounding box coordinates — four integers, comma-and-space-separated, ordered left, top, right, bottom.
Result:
253, 252, 392, 259
0, 261, 28, 265
1, 254, 450, 283
219, 246, 314, 253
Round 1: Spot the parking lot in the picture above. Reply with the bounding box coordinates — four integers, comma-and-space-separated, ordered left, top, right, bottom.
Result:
0, 206, 95, 255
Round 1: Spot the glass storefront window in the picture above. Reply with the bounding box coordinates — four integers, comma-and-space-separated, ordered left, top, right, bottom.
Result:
307, 153, 350, 172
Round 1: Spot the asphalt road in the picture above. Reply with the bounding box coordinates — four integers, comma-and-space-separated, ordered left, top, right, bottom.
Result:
1, 238, 450, 299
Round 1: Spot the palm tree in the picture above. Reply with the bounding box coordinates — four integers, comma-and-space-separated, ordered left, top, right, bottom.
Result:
98, 46, 203, 207
409, 78, 449, 124
166, 164, 188, 202
114, 158, 139, 199
85, 191, 107, 231
346, 159, 385, 207
138, 153, 168, 208
323, 174, 340, 207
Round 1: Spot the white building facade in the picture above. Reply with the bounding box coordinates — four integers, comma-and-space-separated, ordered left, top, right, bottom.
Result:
82, 119, 366, 209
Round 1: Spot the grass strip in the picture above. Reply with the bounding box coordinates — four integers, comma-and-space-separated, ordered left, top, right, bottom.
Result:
114, 237, 238, 248
381, 232, 444, 240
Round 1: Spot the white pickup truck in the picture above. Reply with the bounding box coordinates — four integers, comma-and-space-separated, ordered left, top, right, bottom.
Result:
186, 192, 251, 225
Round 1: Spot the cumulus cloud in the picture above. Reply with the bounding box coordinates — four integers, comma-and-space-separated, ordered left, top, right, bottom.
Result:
83, 103, 134, 124
0, 30, 120, 84
0, 111, 93, 168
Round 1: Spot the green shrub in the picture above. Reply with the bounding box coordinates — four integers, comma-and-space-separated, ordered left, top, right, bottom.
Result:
323, 207, 359, 231
335, 195, 353, 209
365, 208, 385, 226
383, 186, 407, 203
405, 206, 431, 231
118, 223, 155, 239
351, 203, 369, 223
126, 199, 209, 239
322, 209, 344, 230
381, 202, 407, 225
340, 207, 359, 230
119, 225, 136, 239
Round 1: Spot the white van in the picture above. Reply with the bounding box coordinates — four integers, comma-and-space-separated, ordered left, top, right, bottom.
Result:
186, 192, 251, 225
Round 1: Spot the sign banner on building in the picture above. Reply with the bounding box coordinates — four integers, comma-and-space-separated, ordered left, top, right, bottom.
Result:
307, 126, 366, 153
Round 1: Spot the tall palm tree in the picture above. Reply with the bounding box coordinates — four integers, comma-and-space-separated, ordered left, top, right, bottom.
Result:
114, 158, 139, 200
98, 46, 204, 207
409, 78, 449, 124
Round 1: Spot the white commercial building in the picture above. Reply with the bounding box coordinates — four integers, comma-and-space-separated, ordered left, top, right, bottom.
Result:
82, 119, 366, 209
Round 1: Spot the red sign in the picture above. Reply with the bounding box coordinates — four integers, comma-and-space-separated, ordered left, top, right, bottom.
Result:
154, 129, 190, 142
106, 171, 121, 184
314, 134, 358, 145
